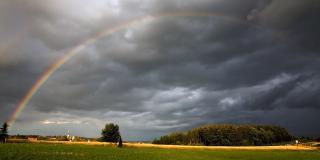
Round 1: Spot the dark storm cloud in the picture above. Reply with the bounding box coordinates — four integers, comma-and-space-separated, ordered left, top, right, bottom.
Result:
244, 74, 320, 111
1, 0, 320, 139
257, 0, 320, 52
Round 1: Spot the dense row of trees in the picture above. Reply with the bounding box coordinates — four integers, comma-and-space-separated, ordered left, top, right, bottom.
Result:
153, 124, 292, 146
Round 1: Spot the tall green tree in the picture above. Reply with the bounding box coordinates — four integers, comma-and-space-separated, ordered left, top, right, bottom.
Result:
0, 122, 8, 143
101, 123, 120, 143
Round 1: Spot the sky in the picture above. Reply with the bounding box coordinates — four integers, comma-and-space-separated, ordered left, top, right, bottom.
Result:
0, 0, 320, 141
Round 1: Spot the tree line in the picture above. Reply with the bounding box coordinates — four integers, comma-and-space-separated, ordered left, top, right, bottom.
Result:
153, 124, 292, 146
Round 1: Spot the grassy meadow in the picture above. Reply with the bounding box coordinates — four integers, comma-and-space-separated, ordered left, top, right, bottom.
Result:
1, 143, 320, 160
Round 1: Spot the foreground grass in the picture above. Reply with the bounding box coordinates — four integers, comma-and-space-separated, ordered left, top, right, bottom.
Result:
0, 143, 319, 160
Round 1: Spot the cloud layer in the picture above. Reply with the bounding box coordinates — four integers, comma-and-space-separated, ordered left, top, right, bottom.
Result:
1, 0, 320, 140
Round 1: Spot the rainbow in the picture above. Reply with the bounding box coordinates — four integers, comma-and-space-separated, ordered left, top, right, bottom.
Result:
7, 11, 275, 126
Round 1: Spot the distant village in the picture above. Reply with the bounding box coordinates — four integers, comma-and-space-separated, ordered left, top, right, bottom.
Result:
9, 134, 97, 142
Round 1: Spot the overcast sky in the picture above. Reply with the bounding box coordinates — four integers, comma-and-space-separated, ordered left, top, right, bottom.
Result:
1, 0, 320, 140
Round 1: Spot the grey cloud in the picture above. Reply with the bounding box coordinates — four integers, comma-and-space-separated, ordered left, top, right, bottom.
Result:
1, 0, 320, 140
257, 0, 320, 52
244, 74, 310, 110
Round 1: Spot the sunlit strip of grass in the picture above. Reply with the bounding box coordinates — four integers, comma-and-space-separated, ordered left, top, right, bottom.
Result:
0, 143, 319, 160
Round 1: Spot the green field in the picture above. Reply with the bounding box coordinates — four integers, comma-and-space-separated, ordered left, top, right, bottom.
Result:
0, 143, 319, 160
